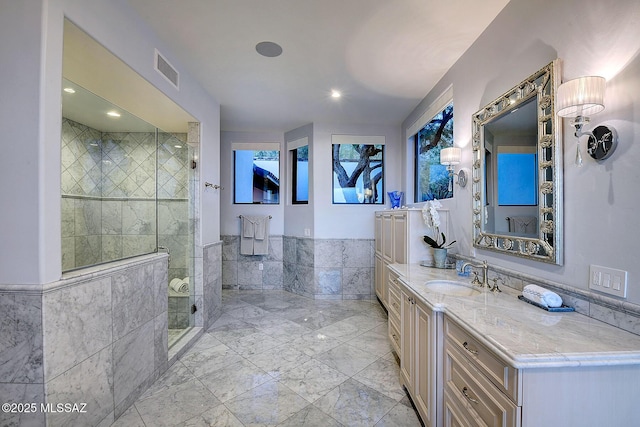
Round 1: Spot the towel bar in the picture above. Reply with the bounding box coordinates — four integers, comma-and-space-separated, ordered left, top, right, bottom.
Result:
238, 215, 272, 219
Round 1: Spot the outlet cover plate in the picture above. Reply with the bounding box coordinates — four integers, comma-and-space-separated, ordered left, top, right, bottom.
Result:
589, 264, 628, 298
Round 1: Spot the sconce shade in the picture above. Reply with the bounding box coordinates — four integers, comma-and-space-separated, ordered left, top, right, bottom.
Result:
556, 76, 605, 117
440, 147, 461, 165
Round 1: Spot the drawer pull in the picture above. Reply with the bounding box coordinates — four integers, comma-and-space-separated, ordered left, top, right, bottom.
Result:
461, 387, 479, 404
463, 341, 479, 355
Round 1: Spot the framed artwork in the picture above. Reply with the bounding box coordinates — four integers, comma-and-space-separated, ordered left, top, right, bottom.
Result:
331, 135, 384, 204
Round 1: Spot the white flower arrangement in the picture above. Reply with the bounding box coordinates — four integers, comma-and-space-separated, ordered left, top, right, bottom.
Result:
421, 199, 455, 249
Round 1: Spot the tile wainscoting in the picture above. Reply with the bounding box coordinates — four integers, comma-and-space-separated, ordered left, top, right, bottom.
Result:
0, 254, 169, 427
222, 235, 374, 300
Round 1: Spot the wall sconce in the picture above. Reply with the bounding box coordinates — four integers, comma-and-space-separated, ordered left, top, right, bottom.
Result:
440, 147, 467, 191
556, 76, 617, 166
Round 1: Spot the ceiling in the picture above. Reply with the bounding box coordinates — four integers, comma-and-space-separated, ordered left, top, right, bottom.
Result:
125, 0, 511, 132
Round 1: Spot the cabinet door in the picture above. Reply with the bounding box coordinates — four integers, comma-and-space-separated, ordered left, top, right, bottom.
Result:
382, 214, 393, 262
414, 299, 435, 424
400, 288, 414, 388
374, 254, 384, 301
392, 213, 408, 264
375, 214, 383, 255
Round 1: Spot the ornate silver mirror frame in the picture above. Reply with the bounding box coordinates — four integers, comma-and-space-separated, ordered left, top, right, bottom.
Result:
471, 60, 563, 264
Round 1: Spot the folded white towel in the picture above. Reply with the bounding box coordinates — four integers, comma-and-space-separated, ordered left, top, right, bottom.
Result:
522, 284, 562, 308
183, 277, 190, 285
169, 278, 188, 293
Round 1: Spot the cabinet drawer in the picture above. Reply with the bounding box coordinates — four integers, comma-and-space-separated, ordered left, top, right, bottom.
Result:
387, 279, 401, 323
388, 316, 401, 355
445, 343, 520, 427
445, 317, 519, 404
444, 387, 479, 427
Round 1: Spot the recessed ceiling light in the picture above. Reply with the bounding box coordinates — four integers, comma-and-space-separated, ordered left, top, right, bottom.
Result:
63, 87, 76, 94
331, 90, 342, 99
107, 111, 121, 117
256, 41, 283, 58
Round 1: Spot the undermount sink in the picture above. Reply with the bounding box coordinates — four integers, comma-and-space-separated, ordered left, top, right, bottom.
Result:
424, 280, 481, 296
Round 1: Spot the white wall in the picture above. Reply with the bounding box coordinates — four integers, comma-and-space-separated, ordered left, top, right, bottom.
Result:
313, 122, 402, 239
403, 0, 640, 303
0, 0, 220, 285
284, 124, 315, 238
220, 131, 285, 236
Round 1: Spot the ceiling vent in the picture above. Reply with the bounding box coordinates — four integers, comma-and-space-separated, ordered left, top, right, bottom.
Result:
154, 49, 179, 90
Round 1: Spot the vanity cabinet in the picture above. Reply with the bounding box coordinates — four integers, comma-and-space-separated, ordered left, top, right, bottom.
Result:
374, 209, 430, 308
444, 317, 521, 427
398, 279, 441, 427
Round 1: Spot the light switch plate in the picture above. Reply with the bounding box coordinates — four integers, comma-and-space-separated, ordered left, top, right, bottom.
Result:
589, 264, 627, 298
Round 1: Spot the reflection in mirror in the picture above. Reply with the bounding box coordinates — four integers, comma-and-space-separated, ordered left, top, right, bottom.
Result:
472, 60, 563, 264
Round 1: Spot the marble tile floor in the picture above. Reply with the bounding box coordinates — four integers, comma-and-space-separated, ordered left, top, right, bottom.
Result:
112, 290, 422, 427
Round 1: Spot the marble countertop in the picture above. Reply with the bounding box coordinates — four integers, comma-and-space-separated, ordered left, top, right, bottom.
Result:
389, 263, 640, 369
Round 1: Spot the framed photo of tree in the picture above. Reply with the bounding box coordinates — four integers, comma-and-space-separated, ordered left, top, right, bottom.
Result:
331, 135, 384, 204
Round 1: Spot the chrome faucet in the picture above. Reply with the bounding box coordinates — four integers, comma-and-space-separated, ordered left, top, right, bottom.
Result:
461, 260, 489, 288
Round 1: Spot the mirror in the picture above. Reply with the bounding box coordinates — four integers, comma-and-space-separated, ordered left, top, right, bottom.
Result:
471, 60, 563, 264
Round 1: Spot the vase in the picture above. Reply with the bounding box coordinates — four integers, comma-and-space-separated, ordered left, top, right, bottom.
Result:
388, 191, 403, 209
433, 248, 447, 268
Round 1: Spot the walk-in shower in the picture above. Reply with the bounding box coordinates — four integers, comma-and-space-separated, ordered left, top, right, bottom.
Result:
61, 79, 196, 347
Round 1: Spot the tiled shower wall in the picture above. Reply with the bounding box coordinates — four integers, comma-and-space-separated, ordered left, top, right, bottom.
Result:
222, 235, 374, 300
60, 118, 190, 279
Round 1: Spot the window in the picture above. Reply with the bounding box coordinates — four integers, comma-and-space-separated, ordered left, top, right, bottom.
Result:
233, 148, 280, 204
332, 135, 385, 204
291, 145, 309, 204
414, 103, 454, 202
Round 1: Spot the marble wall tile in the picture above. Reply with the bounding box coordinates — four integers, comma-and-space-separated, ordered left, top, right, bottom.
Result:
266, 236, 283, 261
113, 320, 155, 410
343, 267, 373, 296
112, 263, 155, 340
61, 237, 75, 271
343, 239, 374, 268
75, 235, 102, 266
43, 277, 112, 381
237, 261, 262, 289
101, 200, 122, 235
101, 235, 123, 263
61, 197, 75, 237
75, 198, 102, 236
122, 200, 156, 235
122, 235, 155, 258
263, 262, 283, 289
222, 235, 239, 261
158, 200, 189, 236
222, 260, 238, 288
297, 238, 314, 267
0, 293, 43, 383
283, 236, 296, 263
315, 240, 344, 268
45, 346, 113, 427
0, 383, 45, 427
153, 259, 169, 316
154, 313, 168, 375
315, 268, 342, 295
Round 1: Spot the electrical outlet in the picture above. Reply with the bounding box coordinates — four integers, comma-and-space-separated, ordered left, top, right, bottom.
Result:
304, 228, 311, 237
589, 265, 627, 298
259, 263, 263, 271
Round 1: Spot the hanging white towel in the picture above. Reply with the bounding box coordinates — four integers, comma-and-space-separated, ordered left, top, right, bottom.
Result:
253, 216, 269, 255
508, 216, 537, 234
240, 215, 270, 255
